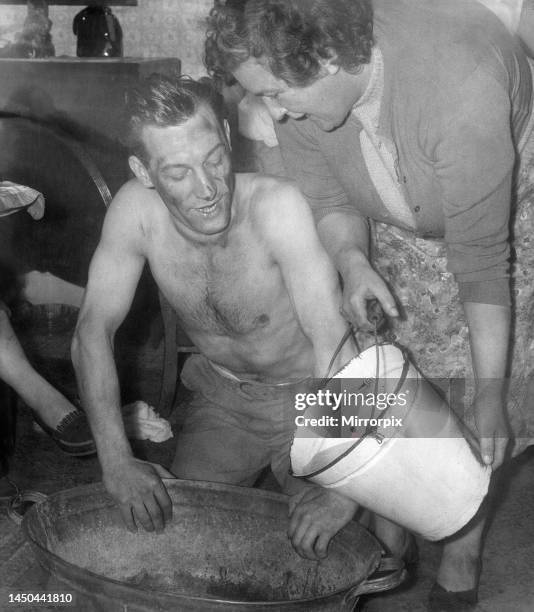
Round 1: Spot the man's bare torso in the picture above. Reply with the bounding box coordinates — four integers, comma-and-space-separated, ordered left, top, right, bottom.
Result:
134, 174, 314, 382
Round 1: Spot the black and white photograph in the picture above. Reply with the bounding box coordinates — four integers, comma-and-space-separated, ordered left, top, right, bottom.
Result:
0, 1, 533, 610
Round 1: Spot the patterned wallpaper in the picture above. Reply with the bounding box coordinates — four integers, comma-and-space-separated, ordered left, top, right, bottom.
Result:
0, 0, 213, 77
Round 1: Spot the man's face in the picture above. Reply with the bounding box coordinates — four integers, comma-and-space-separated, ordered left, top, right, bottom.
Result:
139, 107, 233, 238
233, 58, 355, 132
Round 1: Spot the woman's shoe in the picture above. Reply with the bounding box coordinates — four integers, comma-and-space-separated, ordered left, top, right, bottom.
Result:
428, 556, 481, 611
428, 582, 478, 611
32, 409, 96, 457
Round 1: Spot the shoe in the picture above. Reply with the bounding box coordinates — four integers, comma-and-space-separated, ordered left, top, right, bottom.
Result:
32, 408, 96, 457
428, 582, 478, 611
358, 536, 418, 611
428, 556, 481, 612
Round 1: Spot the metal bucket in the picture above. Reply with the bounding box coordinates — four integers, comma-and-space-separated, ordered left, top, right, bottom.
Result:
22, 480, 405, 611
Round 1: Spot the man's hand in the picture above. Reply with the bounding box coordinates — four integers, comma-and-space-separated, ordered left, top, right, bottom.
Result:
102, 457, 174, 533
473, 386, 510, 469
340, 261, 399, 331
288, 487, 358, 560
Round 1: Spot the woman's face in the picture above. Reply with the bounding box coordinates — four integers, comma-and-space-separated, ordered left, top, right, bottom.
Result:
233, 58, 360, 132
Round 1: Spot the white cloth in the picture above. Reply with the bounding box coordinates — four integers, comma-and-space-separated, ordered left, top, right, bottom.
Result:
21, 271, 84, 308
0, 181, 45, 219
238, 93, 280, 147
122, 401, 173, 443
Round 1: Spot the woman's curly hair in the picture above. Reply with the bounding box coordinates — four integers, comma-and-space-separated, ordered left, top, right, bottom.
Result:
205, 0, 374, 87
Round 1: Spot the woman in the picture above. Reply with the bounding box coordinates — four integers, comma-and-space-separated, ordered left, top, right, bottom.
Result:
204, 1, 534, 609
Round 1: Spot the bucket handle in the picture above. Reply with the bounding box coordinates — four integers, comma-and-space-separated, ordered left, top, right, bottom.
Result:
343, 555, 407, 607
324, 300, 389, 381
325, 324, 485, 466
8, 490, 48, 525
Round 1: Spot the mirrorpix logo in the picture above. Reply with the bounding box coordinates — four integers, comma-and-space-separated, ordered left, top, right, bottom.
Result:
293, 386, 407, 430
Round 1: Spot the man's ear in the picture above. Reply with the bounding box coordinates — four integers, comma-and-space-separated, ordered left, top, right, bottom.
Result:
128, 155, 154, 188
223, 118, 232, 150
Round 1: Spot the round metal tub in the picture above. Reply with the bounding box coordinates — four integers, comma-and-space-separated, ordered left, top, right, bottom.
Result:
22, 480, 404, 611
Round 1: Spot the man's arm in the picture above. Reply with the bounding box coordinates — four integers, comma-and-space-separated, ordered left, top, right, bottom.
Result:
259, 180, 359, 559
260, 181, 357, 375
71, 185, 172, 531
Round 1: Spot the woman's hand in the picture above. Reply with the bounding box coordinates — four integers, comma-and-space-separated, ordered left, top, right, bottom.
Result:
463, 301, 511, 470
473, 384, 510, 469
340, 260, 399, 331
316, 213, 399, 331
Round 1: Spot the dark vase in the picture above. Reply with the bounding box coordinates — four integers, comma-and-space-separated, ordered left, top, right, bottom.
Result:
73, 5, 123, 58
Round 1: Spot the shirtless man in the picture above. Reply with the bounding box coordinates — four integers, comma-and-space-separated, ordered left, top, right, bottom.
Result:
71, 76, 357, 560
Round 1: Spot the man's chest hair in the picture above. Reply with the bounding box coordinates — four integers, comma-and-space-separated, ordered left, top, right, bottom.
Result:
160, 241, 280, 336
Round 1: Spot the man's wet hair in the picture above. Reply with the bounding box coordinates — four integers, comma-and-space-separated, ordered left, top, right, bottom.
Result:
123, 74, 226, 161
205, 0, 374, 87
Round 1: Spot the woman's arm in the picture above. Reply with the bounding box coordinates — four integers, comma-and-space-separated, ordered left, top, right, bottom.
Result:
317, 212, 399, 328
463, 301, 511, 468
